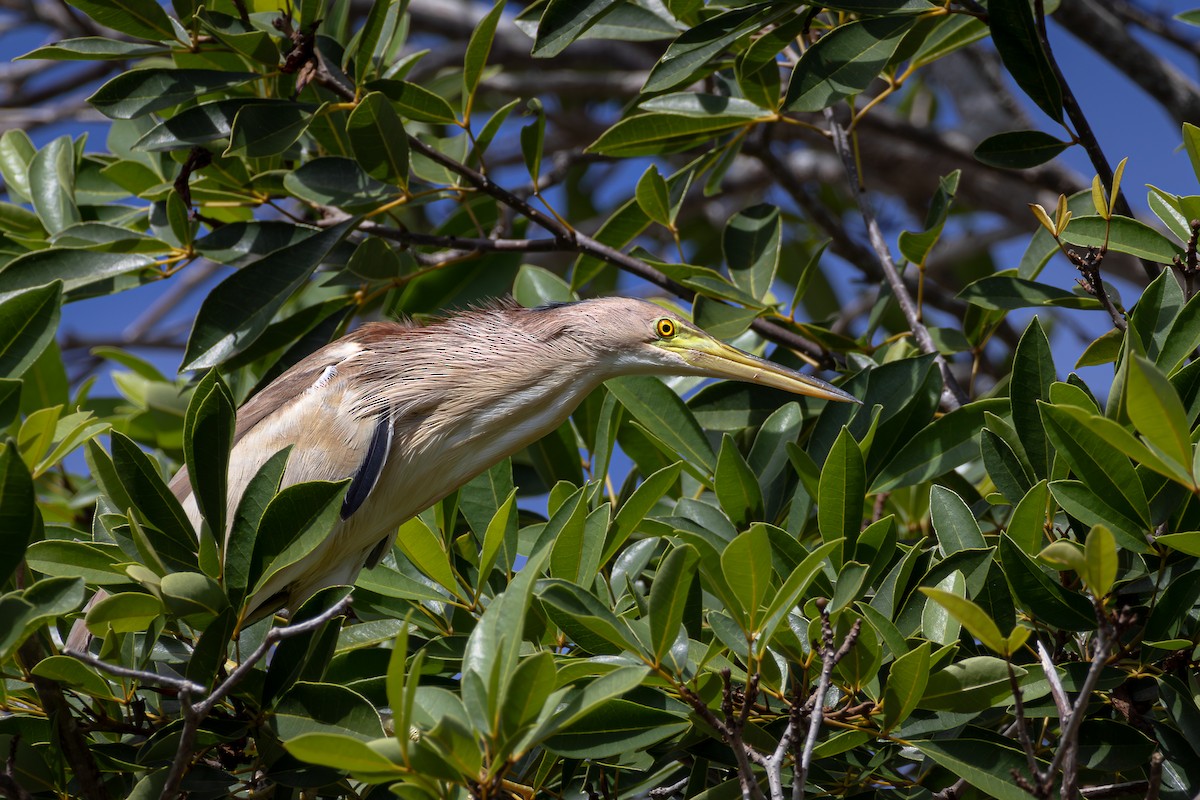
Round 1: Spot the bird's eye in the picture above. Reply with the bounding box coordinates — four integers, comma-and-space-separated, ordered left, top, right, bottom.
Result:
656, 318, 676, 338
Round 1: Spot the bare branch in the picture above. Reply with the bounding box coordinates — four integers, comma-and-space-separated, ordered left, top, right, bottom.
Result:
823, 109, 967, 410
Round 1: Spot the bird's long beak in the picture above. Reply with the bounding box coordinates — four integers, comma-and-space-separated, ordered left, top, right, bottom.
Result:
676, 336, 860, 404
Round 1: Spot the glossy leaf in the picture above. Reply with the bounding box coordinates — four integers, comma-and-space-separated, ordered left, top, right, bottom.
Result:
183, 219, 357, 370
988, 0, 1062, 121
88, 69, 258, 119
648, 543, 698, 664
818, 427, 864, 561
347, 92, 410, 187
973, 130, 1069, 169
714, 434, 763, 527
533, 0, 619, 57
723, 204, 780, 302
0, 282, 61, 380
785, 16, 915, 112
64, 0, 175, 40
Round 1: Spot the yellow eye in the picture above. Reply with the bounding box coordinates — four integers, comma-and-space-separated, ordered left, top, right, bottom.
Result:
656, 318, 676, 338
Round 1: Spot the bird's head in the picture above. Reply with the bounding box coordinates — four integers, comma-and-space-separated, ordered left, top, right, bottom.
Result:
548, 297, 859, 404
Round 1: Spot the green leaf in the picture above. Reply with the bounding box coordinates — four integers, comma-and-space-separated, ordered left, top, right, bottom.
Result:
921, 587, 1006, 654
273, 681, 385, 741
183, 370, 234, 540
0, 443, 36, 584
249, 480, 349, 601
1040, 402, 1150, 526
88, 69, 259, 120
533, 0, 620, 57
818, 427, 864, 561
25, 540, 126, 584
919, 655, 1022, 712
921, 570, 965, 646
348, 92, 410, 188
392, 516, 462, 592
544, 699, 687, 759
64, 0, 176, 41
721, 526, 772, 630
586, 112, 762, 157
1127, 355, 1192, 477
1007, 480, 1049, 556
784, 16, 915, 112
1083, 524, 1117, 598
988, 0, 1062, 121
285, 732, 403, 776
639, 92, 772, 119
1185, 122, 1200, 184
929, 485, 985, 555
724, 203, 780, 303
635, 165, 672, 227
369, 79, 459, 124
225, 103, 313, 158
606, 376, 715, 473
714, 434, 763, 527
0, 282, 61, 380
998, 533, 1096, 630
1049, 480, 1149, 554
758, 539, 841, 648
352, 0, 395, 84
463, 0, 505, 116
980, 428, 1031, 504
182, 219, 357, 370
20, 37, 170, 61
874, 399, 1008, 492
958, 274, 1098, 311
898, 170, 959, 265
85, 591, 164, 635
604, 462, 681, 564
912, 739, 1045, 800
160, 571, 228, 619
1011, 319, 1054, 479
284, 157, 395, 211
477, 489, 517, 589
110, 431, 197, 565
520, 99, 546, 182
648, 544, 698, 664
223, 447, 290, 602
1060, 215, 1182, 264
545, 487, 590, 584
539, 580, 642, 656
643, 6, 773, 93
882, 641, 930, 731
28, 136, 79, 236
973, 130, 1069, 168
0, 249, 156, 305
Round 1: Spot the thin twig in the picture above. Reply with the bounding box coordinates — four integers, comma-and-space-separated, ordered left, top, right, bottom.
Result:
63, 648, 206, 693
1007, 661, 1042, 785
69, 598, 351, 800
796, 601, 860, 800
822, 110, 966, 410
1045, 608, 1113, 800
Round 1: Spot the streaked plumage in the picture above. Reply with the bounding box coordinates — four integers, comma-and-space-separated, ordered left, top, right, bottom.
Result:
83, 297, 858, 638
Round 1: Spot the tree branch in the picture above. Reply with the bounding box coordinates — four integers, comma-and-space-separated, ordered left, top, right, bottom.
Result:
823, 109, 967, 410
67, 597, 352, 800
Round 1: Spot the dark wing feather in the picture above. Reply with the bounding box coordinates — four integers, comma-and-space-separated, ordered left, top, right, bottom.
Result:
342, 411, 392, 519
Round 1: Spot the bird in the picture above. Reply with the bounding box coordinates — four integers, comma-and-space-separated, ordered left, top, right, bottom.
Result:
69, 297, 857, 646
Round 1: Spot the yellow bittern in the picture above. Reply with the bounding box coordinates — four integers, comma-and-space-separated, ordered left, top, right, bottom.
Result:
72, 297, 857, 643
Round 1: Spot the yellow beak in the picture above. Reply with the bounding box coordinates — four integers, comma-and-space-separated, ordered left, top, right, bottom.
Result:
674, 336, 860, 404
